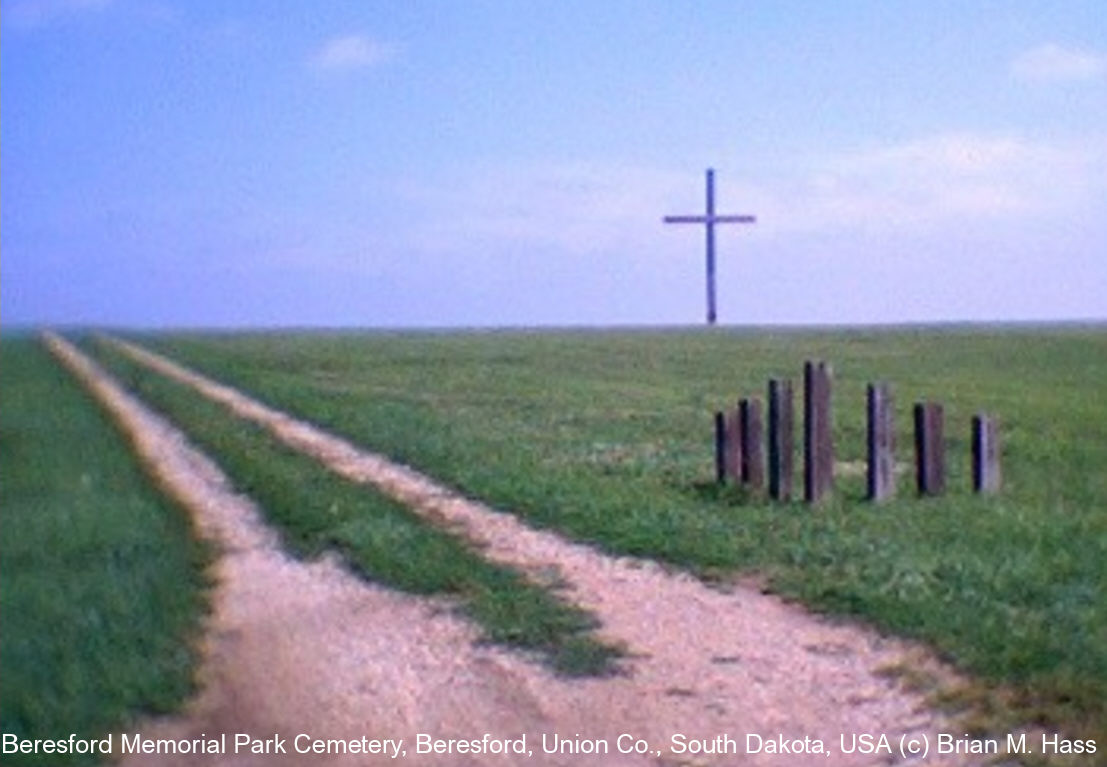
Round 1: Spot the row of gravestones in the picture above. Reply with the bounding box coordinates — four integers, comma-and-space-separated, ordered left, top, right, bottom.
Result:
714, 361, 1001, 502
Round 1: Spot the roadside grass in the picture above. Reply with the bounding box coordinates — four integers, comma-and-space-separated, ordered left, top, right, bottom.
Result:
85, 337, 620, 677
0, 337, 211, 767
135, 326, 1107, 753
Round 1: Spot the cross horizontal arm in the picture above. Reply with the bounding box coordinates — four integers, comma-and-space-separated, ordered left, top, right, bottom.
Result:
663, 214, 757, 224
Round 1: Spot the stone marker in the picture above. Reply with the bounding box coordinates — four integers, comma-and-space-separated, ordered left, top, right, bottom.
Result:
867, 382, 895, 502
768, 379, 794, 501
724, 408, 742, 482
972, 414, 1001, 494
913, 402, 945, 496
804, 361, 834, 503
740, 397, 765, 491
714, 412, 727, 484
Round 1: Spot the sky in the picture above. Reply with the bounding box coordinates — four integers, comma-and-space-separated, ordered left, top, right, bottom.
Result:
2, 0, 1105, 328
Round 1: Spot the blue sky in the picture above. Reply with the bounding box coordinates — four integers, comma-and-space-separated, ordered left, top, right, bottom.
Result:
3, 0, 1105, 327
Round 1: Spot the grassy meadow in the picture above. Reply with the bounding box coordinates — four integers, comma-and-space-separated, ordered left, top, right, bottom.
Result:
129, 325, 1107, 748
0, 338, 211, 767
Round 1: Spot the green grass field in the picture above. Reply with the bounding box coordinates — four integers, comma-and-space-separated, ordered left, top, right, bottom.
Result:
0, 338, 211, 767
131, 325, 1107, 748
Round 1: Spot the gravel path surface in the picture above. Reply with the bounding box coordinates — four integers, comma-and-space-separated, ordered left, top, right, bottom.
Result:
57, 333, 974, 765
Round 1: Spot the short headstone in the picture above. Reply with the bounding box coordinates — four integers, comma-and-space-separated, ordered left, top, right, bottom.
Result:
972, 414, 1001, 494
740, 398, 765, 491
724, 407, 742, 482
715, 409, 744, 485
913, 402, 946, 496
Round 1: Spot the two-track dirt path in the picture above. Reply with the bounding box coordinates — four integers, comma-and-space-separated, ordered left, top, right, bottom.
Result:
54, 332, 974, 765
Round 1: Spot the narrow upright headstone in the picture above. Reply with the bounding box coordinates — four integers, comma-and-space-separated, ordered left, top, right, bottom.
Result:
768, 378, 794, 501
913, 402, 946, 496
972, 414, 1001, 494
740, 398, 765, 491
867, 382, 896, 502
714, 411, 727, 484
804, 361, 834, 503
724, 408, 742, 482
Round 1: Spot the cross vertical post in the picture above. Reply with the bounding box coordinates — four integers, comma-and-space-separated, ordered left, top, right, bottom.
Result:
663, 168, 756, 325
705, 168, 717, 324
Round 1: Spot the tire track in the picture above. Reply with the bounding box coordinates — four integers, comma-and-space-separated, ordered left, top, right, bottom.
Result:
47, 334, 646, 766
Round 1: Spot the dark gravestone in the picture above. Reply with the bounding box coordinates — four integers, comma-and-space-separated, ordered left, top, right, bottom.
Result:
768, 379, 794, 501
739, 398, 765, 492
804, 361, 834, 503
913, 402, 946, 496
714, 411, 727, 484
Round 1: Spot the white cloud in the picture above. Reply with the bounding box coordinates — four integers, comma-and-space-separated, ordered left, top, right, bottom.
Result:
749, 133, 1107, 237
394, 163, 697, 258
362, 133, 1105, 270
1011, 43, 1107, 83
309, 34, 396, 72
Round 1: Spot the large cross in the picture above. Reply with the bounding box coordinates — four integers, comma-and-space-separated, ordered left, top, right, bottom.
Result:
663, 168, 756, 325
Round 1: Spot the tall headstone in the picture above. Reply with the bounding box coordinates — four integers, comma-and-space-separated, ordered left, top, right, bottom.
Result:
804, 361, 834, 503
768, 379, 794, 501
867, 382, 896, 502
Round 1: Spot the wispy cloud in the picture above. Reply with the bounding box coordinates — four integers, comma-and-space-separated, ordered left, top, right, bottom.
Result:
391, 132, 1106, 261
1011, 43, 1107, 83
309, 34, 397, 72
394, 163, 695, 258
3, 0, 113, 30
745, 133, 1107, 237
